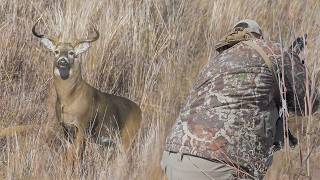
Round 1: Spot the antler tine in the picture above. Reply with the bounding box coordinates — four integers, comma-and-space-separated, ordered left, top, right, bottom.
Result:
32, 20, 44, 38
32, 20, 56, 41
74, 27, 100, 46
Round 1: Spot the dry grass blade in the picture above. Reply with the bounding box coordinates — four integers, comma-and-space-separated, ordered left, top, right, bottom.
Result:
0, 0, 320, 179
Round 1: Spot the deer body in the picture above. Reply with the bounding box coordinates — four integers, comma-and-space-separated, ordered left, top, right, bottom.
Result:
54, 75, 141, 148
32, 22, 142, 163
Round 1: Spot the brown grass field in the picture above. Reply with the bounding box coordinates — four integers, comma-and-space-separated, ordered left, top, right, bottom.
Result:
0, 0, 320, 179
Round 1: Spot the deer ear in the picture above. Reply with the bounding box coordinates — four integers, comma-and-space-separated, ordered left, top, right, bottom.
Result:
74, 42, 90, 56
40, 38, 56, 51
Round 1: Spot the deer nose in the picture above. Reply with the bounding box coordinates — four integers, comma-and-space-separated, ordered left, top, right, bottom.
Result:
57, 57, 69, 67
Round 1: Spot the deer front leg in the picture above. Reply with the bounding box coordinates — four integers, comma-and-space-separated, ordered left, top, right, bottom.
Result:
62, 123, 85, 173
74, 125, 85, 162
72, 125, 86, 176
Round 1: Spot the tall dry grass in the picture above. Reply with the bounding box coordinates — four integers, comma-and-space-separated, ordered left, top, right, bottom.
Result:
0, 0, 320, 179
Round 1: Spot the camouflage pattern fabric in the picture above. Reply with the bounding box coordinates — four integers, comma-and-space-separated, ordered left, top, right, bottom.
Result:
165, 38, 315, 178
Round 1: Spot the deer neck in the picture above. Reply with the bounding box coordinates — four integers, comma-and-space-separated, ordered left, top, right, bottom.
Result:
53, 69, 84, 103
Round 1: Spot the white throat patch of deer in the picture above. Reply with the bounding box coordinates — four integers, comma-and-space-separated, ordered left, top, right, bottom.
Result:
32, 21, 142, 164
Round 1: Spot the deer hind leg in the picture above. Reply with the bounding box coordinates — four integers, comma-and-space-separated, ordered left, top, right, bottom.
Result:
120, 111, 142, 151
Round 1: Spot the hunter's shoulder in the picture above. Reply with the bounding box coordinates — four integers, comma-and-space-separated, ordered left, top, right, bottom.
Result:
216, 39, 280, 56
253, 39, 282, 54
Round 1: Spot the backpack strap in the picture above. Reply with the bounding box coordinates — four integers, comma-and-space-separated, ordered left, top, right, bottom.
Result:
242, 40, 276, 78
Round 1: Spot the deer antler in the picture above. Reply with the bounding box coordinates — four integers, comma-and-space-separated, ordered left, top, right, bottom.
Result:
74, 27, 100, 46
32, 20, 57, 43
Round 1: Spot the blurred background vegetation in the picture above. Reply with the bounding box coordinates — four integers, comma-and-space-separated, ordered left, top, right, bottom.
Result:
0, 0, 319, 179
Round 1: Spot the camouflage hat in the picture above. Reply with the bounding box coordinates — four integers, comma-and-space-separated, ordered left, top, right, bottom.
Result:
233, 19, 263, 37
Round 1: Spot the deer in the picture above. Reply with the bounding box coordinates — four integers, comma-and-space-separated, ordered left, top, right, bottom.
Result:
31, 21, 142, 164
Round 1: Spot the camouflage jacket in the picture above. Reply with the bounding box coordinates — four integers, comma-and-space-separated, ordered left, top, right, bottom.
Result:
165, 39, 315, 178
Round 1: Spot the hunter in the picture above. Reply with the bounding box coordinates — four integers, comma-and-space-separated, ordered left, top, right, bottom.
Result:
161, 19, 318, 179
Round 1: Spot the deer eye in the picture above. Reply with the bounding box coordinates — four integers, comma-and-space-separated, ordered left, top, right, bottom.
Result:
68, 51, 75, 56
54, 50, 59, 55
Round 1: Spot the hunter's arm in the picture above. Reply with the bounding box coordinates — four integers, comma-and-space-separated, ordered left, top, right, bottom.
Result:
283, 52, 319, 115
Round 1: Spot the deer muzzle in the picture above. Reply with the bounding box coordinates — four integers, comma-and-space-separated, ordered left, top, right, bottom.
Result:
56, 57, 70, 80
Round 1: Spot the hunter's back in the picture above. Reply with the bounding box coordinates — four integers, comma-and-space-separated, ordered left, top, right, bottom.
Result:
165, 39, 283, 175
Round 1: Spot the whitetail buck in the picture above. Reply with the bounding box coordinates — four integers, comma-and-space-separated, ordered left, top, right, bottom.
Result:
31, 21, 142, 163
